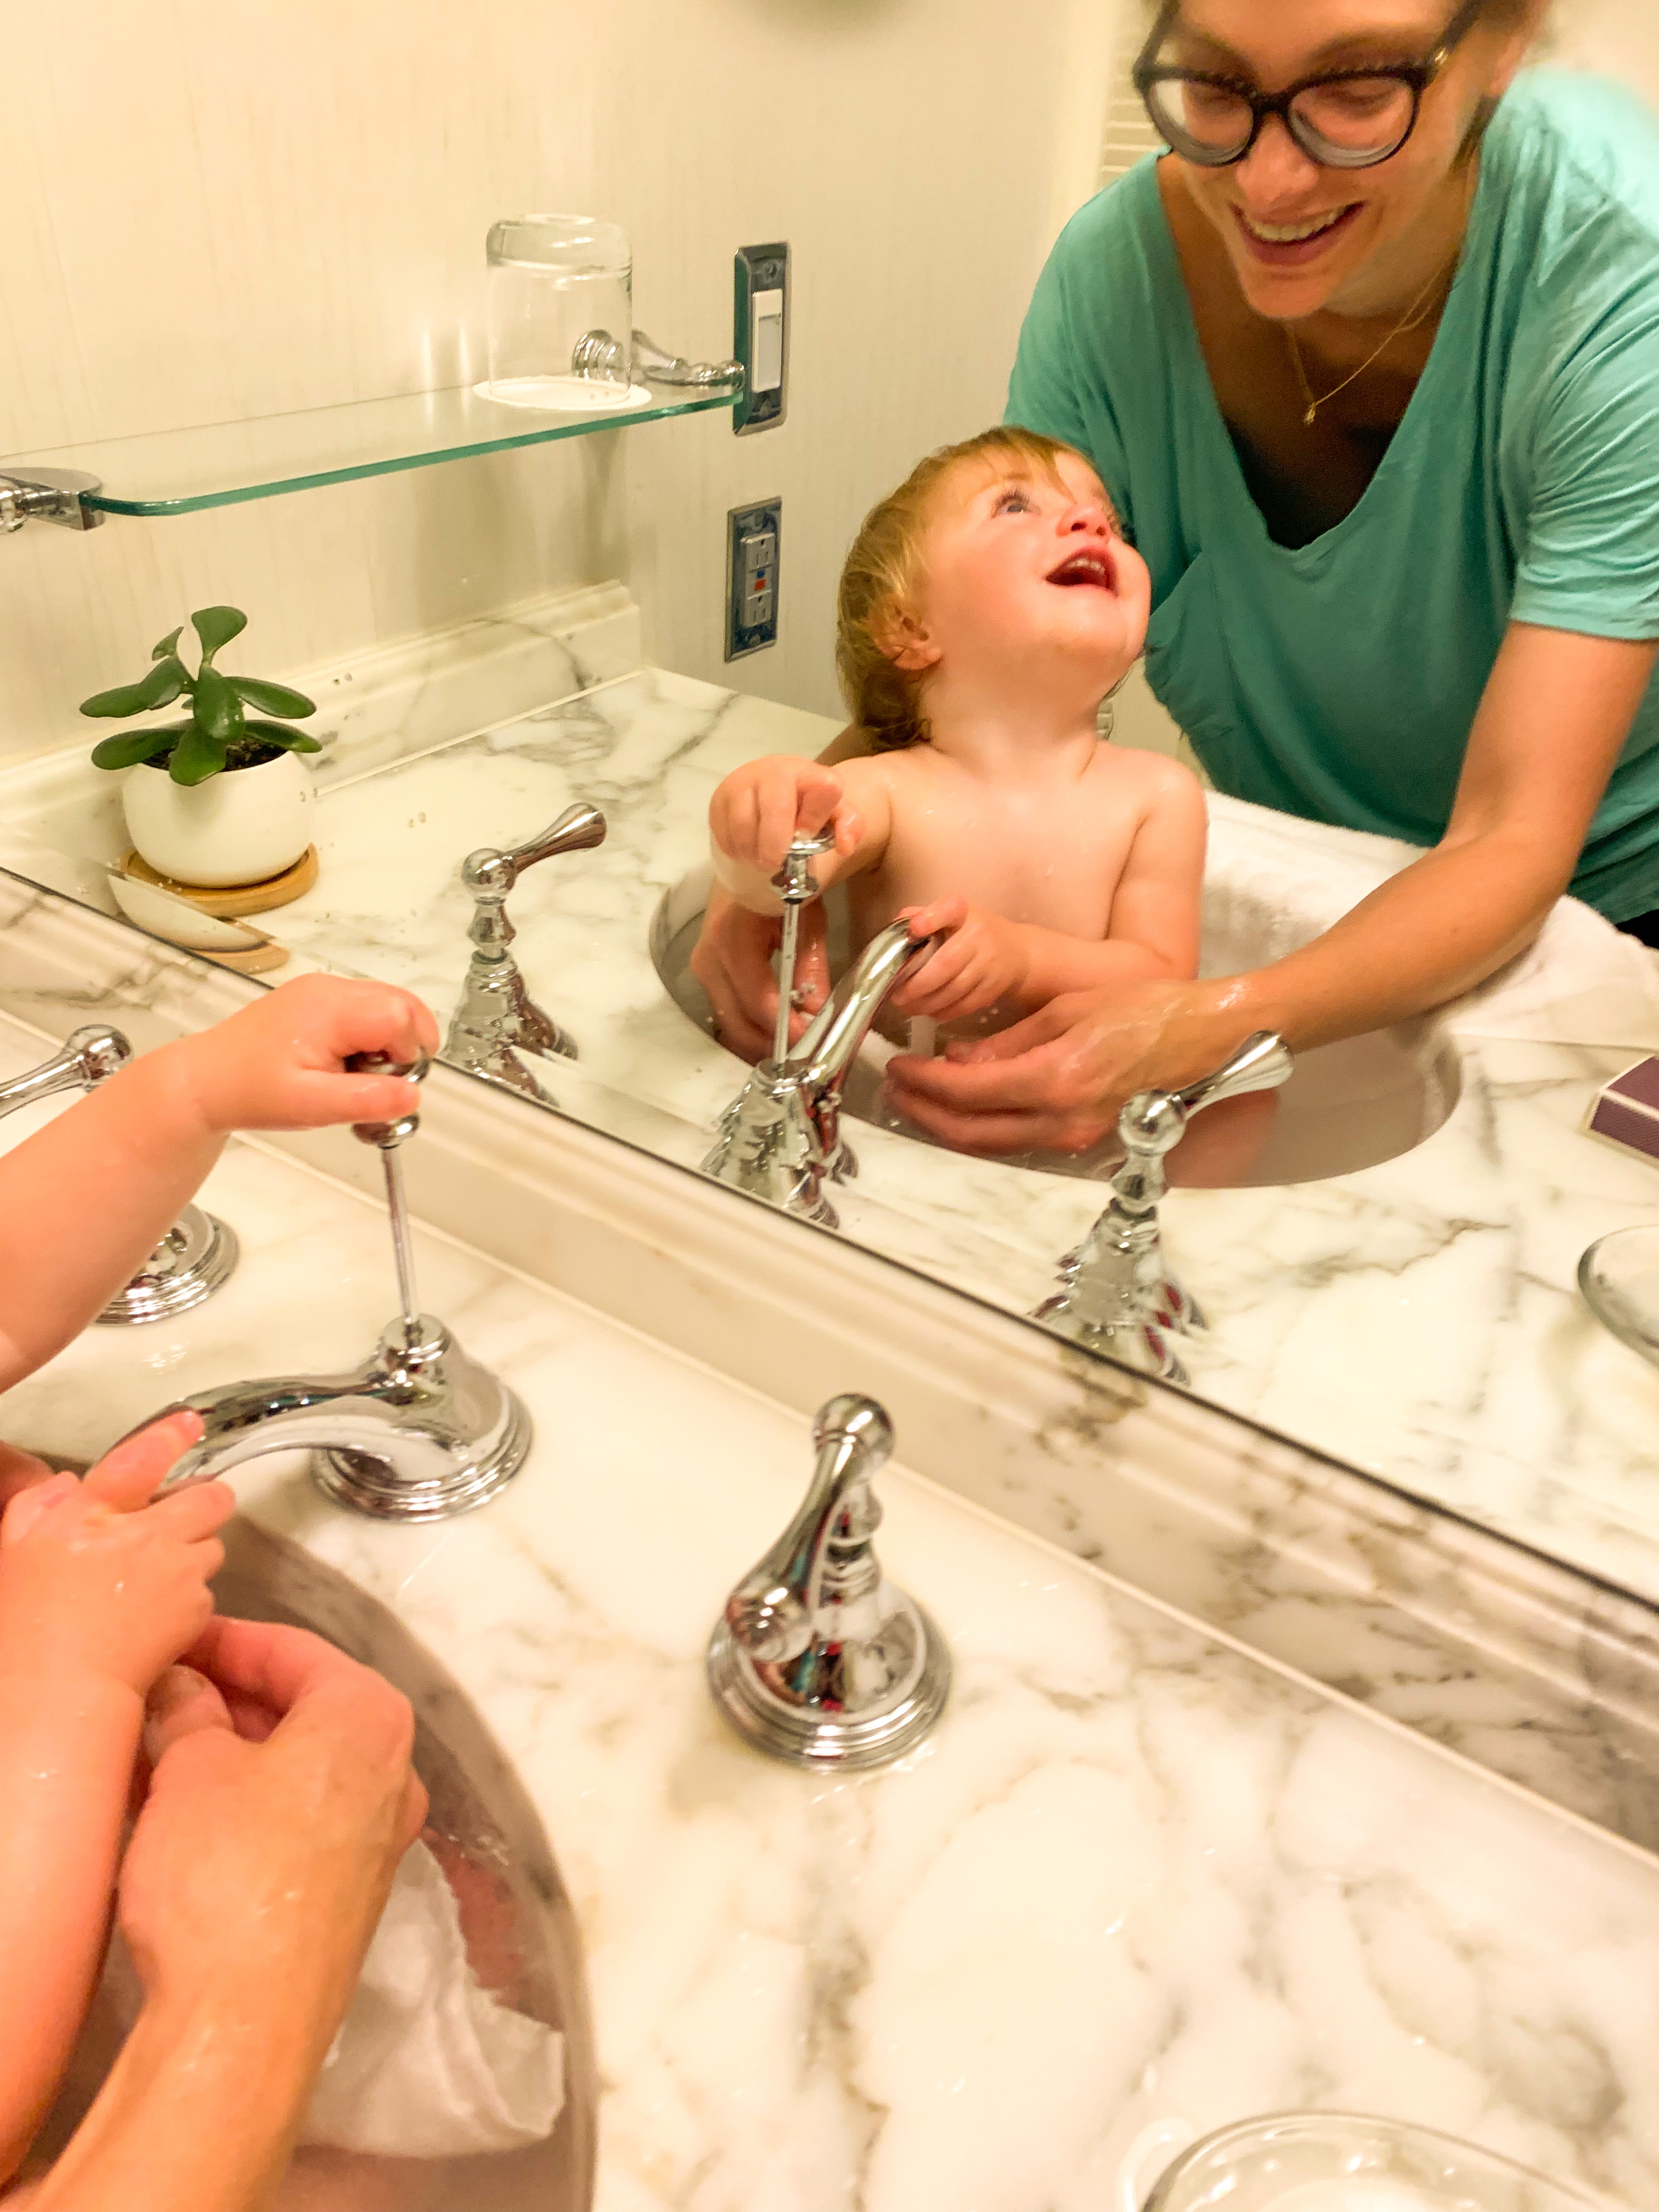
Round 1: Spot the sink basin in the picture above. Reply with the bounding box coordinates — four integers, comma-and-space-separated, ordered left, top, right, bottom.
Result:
25, 1509, 596, 2211
650, 866, 1462, 1188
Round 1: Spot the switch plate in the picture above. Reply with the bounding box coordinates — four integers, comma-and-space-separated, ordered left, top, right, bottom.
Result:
726, 499, 782, 659
733, 243, 788, 435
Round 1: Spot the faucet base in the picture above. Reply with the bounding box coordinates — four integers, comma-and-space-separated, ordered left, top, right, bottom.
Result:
706, 1600, 952, 1771
312, 1384, 533, 1522
95, 1205, 239, 1327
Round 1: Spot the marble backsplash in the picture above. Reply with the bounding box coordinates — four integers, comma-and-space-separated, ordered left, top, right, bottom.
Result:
7, 870, 1659, 1871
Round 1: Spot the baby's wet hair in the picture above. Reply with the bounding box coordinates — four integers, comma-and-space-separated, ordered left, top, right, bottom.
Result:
836, 426, 1087, 753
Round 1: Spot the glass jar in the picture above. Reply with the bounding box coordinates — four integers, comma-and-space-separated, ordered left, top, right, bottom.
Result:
1138, 2114, 1613, 2212
479, 215, 642, 411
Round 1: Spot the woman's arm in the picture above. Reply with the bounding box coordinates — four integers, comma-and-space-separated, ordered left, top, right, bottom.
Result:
18, 1621, 424, 2212
886, 624, 1659, 1154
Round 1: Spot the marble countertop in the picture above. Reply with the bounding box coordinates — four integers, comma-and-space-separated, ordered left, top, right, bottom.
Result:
3, 1012, 1658, 2212
222, 665, 1659, 1612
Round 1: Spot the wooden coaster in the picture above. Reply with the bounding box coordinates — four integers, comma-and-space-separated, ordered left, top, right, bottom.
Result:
121, 844, 319, 917
205, 941, 291, 975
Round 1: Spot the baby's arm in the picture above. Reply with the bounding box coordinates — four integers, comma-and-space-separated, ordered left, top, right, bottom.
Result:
0, 977, 436, 1393
0, 1414, 232, 2185
709, 753, 893, 913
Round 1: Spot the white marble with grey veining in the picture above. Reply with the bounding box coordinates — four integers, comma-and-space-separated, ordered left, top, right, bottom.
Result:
82, 657, 1659, 1618
1, 1011, 1657, 2212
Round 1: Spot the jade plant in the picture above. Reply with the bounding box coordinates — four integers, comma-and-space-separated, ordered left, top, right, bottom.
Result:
82, 606, 321, 787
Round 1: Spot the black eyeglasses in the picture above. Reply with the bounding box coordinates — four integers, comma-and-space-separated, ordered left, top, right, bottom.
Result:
1133, 0, 1484, 170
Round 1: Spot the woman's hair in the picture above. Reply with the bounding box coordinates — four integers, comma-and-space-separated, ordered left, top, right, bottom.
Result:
835, 426, 1081, 752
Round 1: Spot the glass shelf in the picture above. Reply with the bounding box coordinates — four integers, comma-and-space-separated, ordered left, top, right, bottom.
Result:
0, 376, 739, 519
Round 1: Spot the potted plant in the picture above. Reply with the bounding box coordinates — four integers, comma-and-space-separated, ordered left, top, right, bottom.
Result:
83, 605, 321, 894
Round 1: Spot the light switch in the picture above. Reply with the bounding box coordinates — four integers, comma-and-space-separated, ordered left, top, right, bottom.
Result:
733, 244, 788, 435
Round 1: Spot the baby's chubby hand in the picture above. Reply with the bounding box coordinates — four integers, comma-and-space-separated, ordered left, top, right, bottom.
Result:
163, 974, 439, 1137
0, 1410, 233, 1704
890, 897, 1032, 1024
709, 756, 862, 881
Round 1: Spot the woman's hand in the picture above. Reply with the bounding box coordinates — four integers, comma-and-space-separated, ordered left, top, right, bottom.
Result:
0, 1413, 232, 1703
690, 885, 831, 1063
708, 756, 861, 880
884, 976, 1225, 1155
889, 898, 1031, 1024
166, 975, 440, 1138
122, 1617, 426, 2036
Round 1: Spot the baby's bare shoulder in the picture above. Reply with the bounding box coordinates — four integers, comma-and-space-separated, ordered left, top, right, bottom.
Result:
1088, 743, 1204, 812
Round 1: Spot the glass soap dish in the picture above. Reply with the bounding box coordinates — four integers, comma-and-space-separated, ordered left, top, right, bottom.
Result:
1139, 2112, 1613, 2211
1578, 1224, 1659, 1368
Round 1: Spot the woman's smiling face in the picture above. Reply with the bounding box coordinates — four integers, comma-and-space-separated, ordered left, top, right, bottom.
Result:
1155, 0, 1538, 319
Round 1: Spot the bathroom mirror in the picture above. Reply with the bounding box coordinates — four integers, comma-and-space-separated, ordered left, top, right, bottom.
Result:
9, 629, 1658, 1638
3, 0, 1657, 1632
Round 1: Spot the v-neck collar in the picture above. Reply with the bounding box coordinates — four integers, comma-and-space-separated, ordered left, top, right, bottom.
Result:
1140, 153, 1488, 567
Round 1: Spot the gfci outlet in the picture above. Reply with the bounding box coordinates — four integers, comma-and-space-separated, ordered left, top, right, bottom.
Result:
726, 499, 781, 659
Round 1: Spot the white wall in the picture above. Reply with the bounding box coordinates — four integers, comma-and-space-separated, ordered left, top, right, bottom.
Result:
1552, 0, 1659, 108
0, 0, 1119, 760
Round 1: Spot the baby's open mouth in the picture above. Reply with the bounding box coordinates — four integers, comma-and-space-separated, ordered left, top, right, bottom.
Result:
1046, 549, 1115, 591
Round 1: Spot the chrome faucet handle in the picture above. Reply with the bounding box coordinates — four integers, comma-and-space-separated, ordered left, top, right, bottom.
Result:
1167, 1029, 1293, 1124
1033, 1031, 1293, 1385
449, 803, 608, 1081
346, 1050, 431, 1352
707, 1393, 952, 1769
0, 1025, 132, 1116
460, 802, 608, 912
0, 1024, 238, 1326
347, 1048, 430, 1149
571, 328, 742, 391
770, 827, 837, 1065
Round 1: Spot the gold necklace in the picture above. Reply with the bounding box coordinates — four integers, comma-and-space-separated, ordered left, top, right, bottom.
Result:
1283, 249, 1460, 427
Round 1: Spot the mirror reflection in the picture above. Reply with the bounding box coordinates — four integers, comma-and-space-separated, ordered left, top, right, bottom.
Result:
3, 0, 1659, 1618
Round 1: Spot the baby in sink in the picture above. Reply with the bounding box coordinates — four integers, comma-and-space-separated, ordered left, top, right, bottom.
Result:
707, 426, 1207, 1047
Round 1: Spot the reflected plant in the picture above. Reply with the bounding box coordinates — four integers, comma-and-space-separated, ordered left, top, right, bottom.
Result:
82, 606, 321, 786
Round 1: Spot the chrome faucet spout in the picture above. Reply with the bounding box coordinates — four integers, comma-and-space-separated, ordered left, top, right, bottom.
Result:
0, 1026, 131, 1115
791, 919, 940, 1093
148, 1314, 531, 1520
700, 920, 941, 1228
126, 1049, 533, 1523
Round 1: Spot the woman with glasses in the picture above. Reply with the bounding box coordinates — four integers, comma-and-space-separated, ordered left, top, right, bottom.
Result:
871, 0, 1659, 1157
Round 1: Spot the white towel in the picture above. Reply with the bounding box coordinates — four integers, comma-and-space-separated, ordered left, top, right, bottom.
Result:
301, 1838, 565, 2158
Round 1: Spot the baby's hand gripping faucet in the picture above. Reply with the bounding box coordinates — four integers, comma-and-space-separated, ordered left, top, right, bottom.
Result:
136, 1051, 534, 1521
0, 1025, 239, 1324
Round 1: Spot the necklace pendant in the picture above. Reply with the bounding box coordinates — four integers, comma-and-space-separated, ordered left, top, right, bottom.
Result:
1303, 403, 1317, 427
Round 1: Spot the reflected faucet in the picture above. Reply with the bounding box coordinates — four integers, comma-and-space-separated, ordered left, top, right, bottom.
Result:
707, 1393, 951, 1769
1032, 1031, 1292, 1386
701, 917, 943, 1229
444, 802, 607, 1101
137, 1053, 533, 1522
0, 1025, 239, 1325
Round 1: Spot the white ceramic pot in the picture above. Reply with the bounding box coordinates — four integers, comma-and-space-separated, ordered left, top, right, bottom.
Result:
122, 749, 316, 888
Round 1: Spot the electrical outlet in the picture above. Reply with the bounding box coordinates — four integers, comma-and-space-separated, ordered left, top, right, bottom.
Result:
733, 244, 788, 436
726, 499, 781, 659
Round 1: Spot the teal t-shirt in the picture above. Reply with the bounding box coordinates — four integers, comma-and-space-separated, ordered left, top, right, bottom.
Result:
1006, 71, 1659, 920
